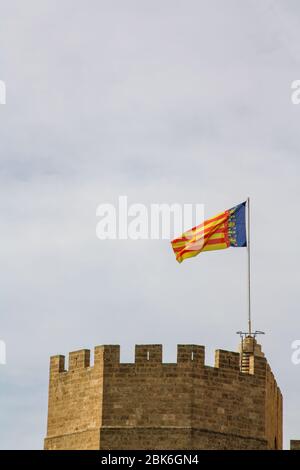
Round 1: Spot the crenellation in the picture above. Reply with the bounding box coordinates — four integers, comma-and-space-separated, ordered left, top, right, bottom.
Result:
215, 350, 240, 371
94, 345, 120, 366
69, 349, 90, 370
50, 355, 65, 375
249, 355, 267, 378
135, 344, 162, 363
177, 344, 205, 364
45, 341, 283, 450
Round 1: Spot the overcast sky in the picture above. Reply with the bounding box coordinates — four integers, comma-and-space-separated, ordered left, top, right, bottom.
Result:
1, 0, 300, 449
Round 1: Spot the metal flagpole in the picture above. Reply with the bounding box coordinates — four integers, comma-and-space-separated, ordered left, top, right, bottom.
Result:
247, 197, 251, 335
237, 198, 265, 357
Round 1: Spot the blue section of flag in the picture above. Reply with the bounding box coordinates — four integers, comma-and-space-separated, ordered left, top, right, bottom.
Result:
228, 201, 247, 247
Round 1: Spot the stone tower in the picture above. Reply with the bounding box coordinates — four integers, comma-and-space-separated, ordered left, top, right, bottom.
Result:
44, 339, 282, 450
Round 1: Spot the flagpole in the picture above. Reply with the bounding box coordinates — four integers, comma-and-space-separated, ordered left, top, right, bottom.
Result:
247, 197, 252, 335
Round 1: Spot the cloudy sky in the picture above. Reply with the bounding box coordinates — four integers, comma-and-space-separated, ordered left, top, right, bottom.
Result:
1, 0, 300, 449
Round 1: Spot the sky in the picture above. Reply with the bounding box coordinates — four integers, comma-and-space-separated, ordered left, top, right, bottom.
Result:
0, 0, 300, 449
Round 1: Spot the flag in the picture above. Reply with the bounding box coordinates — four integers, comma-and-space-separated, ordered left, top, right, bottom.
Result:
171, 201, 247, 263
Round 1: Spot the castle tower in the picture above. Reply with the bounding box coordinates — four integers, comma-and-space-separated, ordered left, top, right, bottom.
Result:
44, 342, 282, 450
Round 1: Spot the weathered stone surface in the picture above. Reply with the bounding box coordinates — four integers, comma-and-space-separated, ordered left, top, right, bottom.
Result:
290, 440, 300, 450
44, 343, 282, 450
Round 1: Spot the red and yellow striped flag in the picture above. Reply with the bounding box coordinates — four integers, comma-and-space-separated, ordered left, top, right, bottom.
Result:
171, 202, 246, 263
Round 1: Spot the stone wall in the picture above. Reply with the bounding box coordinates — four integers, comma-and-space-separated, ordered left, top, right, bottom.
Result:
44, 343, 282, 450
290, 440, 300, 450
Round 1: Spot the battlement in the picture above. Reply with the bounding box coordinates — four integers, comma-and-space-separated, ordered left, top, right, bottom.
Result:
49, 343, 266, 374
45, 342, 282, 450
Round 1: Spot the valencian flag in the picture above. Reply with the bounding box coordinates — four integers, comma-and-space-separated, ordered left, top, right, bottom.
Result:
171, 202, 247, 263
